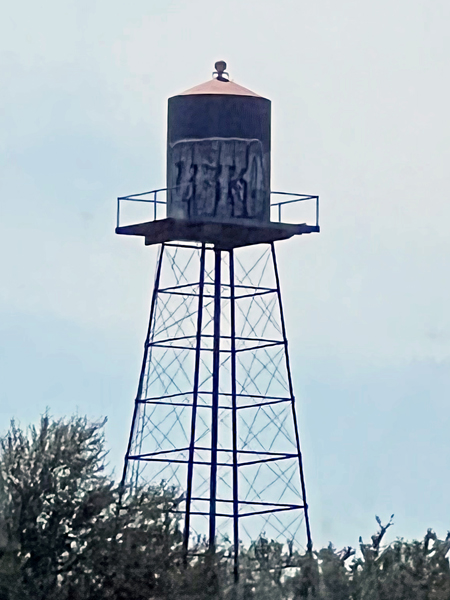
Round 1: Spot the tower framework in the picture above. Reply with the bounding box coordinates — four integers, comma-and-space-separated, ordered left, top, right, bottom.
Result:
121, 239, 312, 574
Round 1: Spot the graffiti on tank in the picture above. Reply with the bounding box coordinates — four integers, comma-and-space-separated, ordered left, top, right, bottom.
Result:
168, 138, 268, 221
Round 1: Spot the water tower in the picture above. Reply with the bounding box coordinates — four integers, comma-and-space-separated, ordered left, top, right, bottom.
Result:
116, 61, 319, 579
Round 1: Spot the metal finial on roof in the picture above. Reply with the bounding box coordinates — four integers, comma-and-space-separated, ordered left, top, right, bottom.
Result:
213, 60, 229, 81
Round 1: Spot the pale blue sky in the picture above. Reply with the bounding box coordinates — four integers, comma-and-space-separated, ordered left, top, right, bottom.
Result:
1, 0, 450, 550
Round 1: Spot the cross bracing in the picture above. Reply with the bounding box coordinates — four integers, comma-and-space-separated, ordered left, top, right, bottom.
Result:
121, 241, 312, 567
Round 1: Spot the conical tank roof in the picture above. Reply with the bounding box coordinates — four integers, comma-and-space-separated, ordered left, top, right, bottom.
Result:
180, 78, 262, 98
176, 61, 266, 98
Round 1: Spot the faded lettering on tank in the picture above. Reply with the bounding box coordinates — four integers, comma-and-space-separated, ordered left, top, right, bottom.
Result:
167, 138, 268, 222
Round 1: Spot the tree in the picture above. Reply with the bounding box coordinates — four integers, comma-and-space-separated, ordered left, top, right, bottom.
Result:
0, 415, 182, 600
0, 416, 449, 600
350, 519, 450, 600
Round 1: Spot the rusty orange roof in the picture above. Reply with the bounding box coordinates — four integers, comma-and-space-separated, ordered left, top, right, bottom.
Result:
178, 77, 264, 98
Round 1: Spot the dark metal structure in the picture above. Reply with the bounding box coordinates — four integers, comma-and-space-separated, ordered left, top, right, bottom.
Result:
117, 62, 319, 580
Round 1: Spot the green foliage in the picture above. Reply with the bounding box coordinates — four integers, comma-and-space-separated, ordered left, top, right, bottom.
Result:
349, 524, 450, 600
0, 415, 449, 600
0, 416, 183, 600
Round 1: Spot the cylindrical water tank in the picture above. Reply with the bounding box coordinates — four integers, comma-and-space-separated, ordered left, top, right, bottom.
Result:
167, 63, 271, 223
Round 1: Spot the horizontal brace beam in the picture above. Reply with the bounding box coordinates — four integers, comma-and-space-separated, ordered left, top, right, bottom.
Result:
138, 400, 194, 407
158, 290, 275, 300
140, 391, 193, 401
236, 341, 284, 352
191, 497, 304, 508
180, 281, 276, 292
195, 447, 296, 457
137, 399, 291, 410
233, 289, 276, 299
148, 334, 283, 344
205, 334, 283, 343
169, 506, 305, 518
127, 457, 233, 466
130, 447, 189, 458
146, 341, 283, 352
218, 392, 291, 400
238, 455, 297, 467
138, 392, 291, 401
237, 398, 292, 410
126, 455, 296, 466
158, 281, 276, 293
158, 282, 200, 292
238, 506, 304, 518
146, 334, 195, 345
147, 343, 203, 351
158, 291, 215, 299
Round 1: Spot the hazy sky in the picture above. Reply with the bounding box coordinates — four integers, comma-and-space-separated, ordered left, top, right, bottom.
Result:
1, 0, 450, 550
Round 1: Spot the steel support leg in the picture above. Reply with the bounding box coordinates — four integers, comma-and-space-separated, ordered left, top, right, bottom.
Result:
209, 249, 221, 551
183, 243, 206, 563
270, 242, 313, 553
120, 243, 165, 489
229, 249, 239, 583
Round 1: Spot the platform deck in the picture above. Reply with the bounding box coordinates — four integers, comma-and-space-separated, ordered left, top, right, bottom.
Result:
116, 217, 320, 249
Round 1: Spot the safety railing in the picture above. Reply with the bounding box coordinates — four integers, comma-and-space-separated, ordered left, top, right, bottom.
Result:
116, 188, 319, 229
270, 191, 319, 228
